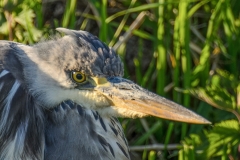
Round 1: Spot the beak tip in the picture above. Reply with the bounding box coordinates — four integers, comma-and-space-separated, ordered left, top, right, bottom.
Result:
189, 116, 211, 124
202, 119, 212, 125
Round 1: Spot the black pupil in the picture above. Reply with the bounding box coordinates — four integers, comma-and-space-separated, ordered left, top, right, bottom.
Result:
76, 73, 83, 80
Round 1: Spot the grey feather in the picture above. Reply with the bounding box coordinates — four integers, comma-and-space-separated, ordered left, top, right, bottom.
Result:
45, 101, 129, 160
34, 28, 124, 77
0, 29, 130, 160
0, 69, 45, 160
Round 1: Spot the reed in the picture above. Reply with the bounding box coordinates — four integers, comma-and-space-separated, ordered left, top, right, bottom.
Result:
1, 0, 240, 159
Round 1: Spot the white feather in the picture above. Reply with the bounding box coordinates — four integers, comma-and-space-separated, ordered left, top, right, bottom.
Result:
2, 119, 30, 160
0, 70, 9, 78
0, 80, 20, 132
0, 79, 32, 160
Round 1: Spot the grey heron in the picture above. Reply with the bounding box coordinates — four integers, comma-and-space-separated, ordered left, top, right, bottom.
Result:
0, 28, 210, 160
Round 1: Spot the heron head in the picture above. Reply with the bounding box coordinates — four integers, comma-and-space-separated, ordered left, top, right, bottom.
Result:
20, 28, 210, 124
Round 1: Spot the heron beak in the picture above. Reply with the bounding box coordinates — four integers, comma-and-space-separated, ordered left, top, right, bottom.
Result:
94, 77, 210, 124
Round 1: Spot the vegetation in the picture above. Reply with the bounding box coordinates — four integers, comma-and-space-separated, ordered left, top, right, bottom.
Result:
1, 0, 240, 159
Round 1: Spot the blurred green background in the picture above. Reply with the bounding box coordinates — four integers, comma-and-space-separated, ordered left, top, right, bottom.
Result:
1, 0, 240, 159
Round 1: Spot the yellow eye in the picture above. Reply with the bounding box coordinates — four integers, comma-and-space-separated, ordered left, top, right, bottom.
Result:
71, 71, 86, 83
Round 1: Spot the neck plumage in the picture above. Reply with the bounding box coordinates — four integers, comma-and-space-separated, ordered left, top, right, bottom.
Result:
44, 100, 130, 160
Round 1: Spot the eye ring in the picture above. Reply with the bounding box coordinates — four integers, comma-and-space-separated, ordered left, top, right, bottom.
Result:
71, 71, 86, 83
